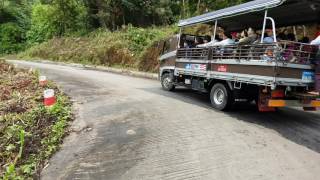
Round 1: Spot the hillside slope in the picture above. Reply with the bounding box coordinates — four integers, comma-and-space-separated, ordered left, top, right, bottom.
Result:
20, 26, 177, 73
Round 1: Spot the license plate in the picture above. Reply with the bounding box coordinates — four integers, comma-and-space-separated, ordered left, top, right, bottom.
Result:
302, 71, 315, 81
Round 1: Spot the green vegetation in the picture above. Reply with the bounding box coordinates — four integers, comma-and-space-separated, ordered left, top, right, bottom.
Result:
0, 60, 72, 179
0, 0, 251, 71
20, 26, 178, 72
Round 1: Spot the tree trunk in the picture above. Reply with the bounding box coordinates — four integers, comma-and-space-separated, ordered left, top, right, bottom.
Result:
182, 0, 185, 18
197, 0, 201, 14
122, 14, 126, 26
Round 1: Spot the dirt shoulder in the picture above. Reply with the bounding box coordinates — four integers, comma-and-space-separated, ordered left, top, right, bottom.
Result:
0, 60, 73, 179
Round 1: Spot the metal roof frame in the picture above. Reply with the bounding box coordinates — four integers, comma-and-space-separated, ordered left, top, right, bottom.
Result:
178, 0, 285, 27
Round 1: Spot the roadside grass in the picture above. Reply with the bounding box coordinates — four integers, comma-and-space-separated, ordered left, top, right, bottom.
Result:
0, 60, 72, 179
19, 25, 178, 73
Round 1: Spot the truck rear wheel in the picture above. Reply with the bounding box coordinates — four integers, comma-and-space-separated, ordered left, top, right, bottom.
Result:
161, 73, 175, 91
210, 83, 233, 111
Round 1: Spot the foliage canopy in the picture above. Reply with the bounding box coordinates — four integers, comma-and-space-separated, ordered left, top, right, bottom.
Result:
0, 0, 250, 54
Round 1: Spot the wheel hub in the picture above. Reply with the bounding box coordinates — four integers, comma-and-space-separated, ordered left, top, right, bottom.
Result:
163, 77, 171, 88
213, 89, 225, 105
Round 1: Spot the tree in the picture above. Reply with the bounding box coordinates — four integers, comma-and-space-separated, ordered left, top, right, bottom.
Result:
0, 22, 24, 53
84, 0, 134, 30
0, 0, 254, 54
0, 0, 32, 53
84, 0, 176, 30
49, 0, 87, 36
26, 4, 56, 44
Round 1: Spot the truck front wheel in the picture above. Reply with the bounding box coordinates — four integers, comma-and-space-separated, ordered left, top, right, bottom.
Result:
161, 73, 175, 91
210, 83, 233, 111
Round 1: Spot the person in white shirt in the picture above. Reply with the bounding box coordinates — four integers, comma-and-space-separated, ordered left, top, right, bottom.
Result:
311, 35, 320, 45
214, 31, 235, 46
197, 32, 235, 47
197, 39, 218, 47
197, 35, 219, 47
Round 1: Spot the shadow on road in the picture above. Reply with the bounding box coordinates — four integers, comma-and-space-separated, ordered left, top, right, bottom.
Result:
140, 87, 320, 154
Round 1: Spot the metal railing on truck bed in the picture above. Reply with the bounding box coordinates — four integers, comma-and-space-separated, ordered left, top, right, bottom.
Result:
177, 41, 319, 65
278, 41, 319, 64
176, 48, 210, 60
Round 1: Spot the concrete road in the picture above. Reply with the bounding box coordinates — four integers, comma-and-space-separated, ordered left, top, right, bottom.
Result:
10, 60, 320, 180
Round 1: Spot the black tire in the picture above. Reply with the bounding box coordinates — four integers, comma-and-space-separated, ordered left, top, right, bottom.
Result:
210, 83, 233, 111
161, 73, 175, 91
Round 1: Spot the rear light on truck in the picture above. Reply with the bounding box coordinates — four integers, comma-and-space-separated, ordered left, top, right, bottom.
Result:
271, 89, 285, 98
311, 100, 320, 107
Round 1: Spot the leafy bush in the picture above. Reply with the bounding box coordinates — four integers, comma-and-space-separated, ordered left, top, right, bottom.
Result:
0, 23, 25, 54
26, 2, 88, 45
26, 4, 56, 44
20, 26, 178, 72
125, 25, 176, 55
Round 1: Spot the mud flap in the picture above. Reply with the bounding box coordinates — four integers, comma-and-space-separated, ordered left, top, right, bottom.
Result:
258, 87, 276, 112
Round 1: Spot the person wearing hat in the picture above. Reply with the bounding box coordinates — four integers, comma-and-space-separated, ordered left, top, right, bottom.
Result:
263, 29, 275, 43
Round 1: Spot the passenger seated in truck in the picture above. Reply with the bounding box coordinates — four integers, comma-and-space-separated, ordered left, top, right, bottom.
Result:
194, 37, 204, 47
287, 33, 296, 42
263, 29, 275, 43
253, 33, 262, 44
315, 24, 320, 39
179, 34, 186, 48
277, 33, 286, 41
248, 28, 258, 43
183, 41, 192, 48
311, 34, 320, 45
310, 34, 320, 63
299, 37, 310, 44
197, 35, 220, 47
282, 34, 298, 63
277, 29, 289, 41
213, 32, 236, 58
238, 30, 250, 45
213, 31, 235, 46
231, 32, 239, 42
203, 35, 211, 43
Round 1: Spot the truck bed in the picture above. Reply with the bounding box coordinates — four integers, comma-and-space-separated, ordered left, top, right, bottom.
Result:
175, 42, 317, 88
